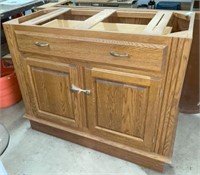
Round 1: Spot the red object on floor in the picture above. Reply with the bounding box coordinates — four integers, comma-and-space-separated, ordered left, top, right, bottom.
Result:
12, 13, 23, 19
1, 58, 14, 77
0, 58, 22, 108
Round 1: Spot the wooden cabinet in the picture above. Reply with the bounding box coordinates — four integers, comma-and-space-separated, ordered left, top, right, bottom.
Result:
3, 8, 195, 172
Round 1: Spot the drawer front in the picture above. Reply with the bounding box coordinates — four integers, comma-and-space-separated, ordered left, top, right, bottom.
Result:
15, 31, 167, 72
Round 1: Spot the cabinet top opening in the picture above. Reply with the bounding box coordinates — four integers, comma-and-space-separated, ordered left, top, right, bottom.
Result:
5, 7, 195, 38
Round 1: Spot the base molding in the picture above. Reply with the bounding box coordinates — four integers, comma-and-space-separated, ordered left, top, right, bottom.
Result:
29, 118, 170, 172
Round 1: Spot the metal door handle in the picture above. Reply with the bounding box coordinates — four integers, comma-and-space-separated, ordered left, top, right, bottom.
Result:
35, 42, 49, 47
110, 51, 129, 58
71, 84, 91, 95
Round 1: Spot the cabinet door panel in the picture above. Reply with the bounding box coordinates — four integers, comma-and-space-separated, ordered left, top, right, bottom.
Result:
85, 68, 161, 151
25, 58, 82, 127
31, 67, 74, 119
96, 79, 148, 139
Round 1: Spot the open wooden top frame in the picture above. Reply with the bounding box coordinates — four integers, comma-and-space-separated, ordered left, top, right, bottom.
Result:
6, 7, 195, 38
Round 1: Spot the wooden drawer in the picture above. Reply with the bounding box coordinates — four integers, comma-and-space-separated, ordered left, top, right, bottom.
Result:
15, 31, 167, 72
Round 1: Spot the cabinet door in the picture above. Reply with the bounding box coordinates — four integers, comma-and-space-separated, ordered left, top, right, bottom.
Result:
25, 58, 83, 128
85, 68, 161, 151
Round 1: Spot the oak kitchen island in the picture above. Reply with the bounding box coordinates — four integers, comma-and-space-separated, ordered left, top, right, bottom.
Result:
3, 7, 195, 172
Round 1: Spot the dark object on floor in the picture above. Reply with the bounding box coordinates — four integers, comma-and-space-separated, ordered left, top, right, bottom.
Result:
50, 0, 59, 2
137, 4, 148, 8
156, 1, 181, 10
0, 123, 10, 156
148, 0, 155, 9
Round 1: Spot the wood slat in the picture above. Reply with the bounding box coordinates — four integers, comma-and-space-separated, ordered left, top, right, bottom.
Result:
187, 12, 195, 38
22, 8, 71, 25
153, 12, 173, 35
144, 11, 173, 35
42, 19, 172, 35
74, 9, 116, 29
144, 12, 164, 33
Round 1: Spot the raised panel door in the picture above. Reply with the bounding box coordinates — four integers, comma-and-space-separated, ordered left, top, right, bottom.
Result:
85, 67, 161, 151
24, 58, 83, 128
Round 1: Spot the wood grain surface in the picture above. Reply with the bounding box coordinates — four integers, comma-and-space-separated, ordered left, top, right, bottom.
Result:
84, 67, 162, 151
15, 30, 166, 73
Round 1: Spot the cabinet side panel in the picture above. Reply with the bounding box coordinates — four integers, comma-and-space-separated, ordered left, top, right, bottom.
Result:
162, 38, 192, 157
3, 24, 33, 116
154, 38, 179, 154
155, 37, 193, 157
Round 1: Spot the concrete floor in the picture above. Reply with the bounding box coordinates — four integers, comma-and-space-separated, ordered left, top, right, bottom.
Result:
0, 100, 200, 175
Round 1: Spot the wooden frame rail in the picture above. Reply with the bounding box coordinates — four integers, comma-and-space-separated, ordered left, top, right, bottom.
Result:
74, 9, 116, 29
144, 11, 173, 35
21, 8, 71, 25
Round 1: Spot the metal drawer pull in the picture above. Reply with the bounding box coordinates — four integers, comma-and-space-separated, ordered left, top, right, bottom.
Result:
35, 42, 49, 47
110, 51, 129, 58
71, 84, 91, 95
